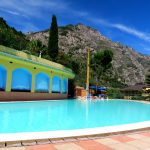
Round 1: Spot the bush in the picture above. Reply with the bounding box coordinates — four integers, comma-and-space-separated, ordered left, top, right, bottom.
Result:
131, 96, 145, 100
107, 88, 124, 99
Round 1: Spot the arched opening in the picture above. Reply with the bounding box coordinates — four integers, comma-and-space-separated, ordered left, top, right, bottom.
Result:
35, 73, 50, 93
0, 65, 7, 91
11, 68, 32, 92
52, 76, 61, 93
63, 78, 68, 94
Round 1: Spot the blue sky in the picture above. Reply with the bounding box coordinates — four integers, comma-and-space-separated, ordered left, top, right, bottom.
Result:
0, 0, 150, 55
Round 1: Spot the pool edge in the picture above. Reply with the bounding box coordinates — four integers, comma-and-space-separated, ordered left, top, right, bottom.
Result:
1, 121, 150, 142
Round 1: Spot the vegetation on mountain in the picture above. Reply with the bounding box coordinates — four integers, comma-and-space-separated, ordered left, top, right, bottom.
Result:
0, 17, 28, 50
145, 69, 150, 84
0, 17, 49, 58
26, 40, 47, 57
48, 15, 58, 60
89, 49, 127, 88
91, 49, 113, 77
56, 52, 80, 74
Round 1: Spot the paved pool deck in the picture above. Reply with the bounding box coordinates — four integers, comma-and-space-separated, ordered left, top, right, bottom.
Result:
1, 130, 150, 150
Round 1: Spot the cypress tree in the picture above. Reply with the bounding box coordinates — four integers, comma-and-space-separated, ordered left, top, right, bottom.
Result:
48, 15, 58, 60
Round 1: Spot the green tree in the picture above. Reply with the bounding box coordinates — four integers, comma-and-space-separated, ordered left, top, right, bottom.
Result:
145, 69, 150, 84
27, 40, 47, 57
56, 52, 79, 74
91, 49, 113, 85
107, 88, 124, 99
48, 15, 58, 60
0, 17, 28, 50
101, 49, 113, 70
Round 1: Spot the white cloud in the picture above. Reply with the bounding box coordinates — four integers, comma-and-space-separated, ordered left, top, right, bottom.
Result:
88, 17, 110, 27
0, 8, 27, 17
0, 0, 89, 31
112, 24, 150, 42
0, 0, 69, 18
87, 17, 150, 42
0, 0, 89, 20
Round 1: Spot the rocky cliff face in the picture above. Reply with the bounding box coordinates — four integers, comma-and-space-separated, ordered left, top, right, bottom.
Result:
26, 24, 150, 85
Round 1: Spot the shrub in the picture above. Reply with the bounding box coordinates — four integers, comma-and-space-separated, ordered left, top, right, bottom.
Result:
107, 88, 124, 99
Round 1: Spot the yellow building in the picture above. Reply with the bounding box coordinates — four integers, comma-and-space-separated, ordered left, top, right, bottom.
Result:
0, 45, 75, 101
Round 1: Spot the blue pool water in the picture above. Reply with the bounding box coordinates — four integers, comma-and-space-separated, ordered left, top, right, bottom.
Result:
0, 99, 150, 133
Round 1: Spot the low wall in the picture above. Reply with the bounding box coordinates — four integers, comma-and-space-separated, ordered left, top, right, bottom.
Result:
0, 92, 68, 101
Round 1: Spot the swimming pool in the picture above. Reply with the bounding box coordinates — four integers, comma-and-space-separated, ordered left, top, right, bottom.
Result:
0, 99, 150, 134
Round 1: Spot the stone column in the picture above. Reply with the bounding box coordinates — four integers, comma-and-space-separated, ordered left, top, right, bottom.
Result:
49, 74, 53, 93
5, 69, 12, 92
61, 77, 63, 94
31, 73, 35, 93
49, 75, 52, 93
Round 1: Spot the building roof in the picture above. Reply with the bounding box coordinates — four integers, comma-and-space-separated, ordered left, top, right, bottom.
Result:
122, 84, 150, 92
0, 45, 75, 78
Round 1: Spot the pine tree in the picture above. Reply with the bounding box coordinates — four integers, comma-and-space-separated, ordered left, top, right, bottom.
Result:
48, 15, 58, 60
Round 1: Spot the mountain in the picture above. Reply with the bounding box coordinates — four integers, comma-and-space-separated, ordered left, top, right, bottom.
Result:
0, 17, 149, 86
27, 24, 150, 86
0, 17, 29, 50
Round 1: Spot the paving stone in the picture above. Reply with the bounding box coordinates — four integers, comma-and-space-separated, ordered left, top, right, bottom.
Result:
6, 141, 21, 147
127, 140, 150, 149
36, 139, 51, 145
112, 135, 135, 143
0, 147, 26, 150
140, 137, 150, 143
63, 138, 77, 142
141, 132, 150, 137
76, 137, 89, 141
127, 133, 147, 139
95, 137, 121, 145
50, 138, 64, 144
21, 140, 36, 146
108, 143, 139, 150
86, 145, 113, 150
75, 140, 112, 150
26, 144, 55, 150
87, 136, 101, 140
54, 143, 84, 150
0, 142, 5, 148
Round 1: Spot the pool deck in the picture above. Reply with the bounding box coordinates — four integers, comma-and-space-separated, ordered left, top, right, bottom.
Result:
1, 130, 150, 149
